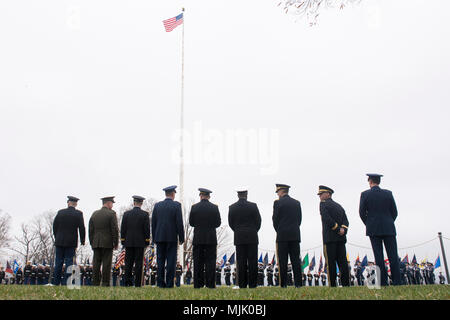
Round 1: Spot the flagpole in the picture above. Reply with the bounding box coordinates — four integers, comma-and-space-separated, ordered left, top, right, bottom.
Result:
179, 7, 186, 273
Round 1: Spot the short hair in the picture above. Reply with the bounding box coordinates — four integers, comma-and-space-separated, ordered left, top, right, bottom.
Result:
165, 190, 175, 197
368, 176, 381, 184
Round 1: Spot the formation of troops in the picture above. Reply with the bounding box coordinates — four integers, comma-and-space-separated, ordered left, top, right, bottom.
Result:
1, 173, 448, 288
1, 259, 446, 286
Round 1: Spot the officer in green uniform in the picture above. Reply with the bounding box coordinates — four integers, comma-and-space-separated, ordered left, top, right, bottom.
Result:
89, 196, 119, 286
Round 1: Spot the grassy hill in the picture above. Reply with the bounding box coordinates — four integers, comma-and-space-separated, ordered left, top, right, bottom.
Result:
0, 284, 448, 300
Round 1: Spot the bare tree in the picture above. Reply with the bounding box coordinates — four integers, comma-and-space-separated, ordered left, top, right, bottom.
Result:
278, 0, 362, 26
0, 210, 12, 252
30, 211, 56, 265
11, 222, 38, 264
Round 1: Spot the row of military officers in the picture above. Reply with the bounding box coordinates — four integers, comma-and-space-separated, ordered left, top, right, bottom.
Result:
52, 173, 402, 288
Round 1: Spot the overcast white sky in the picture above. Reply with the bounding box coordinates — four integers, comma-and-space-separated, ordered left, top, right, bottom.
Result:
1, 0, 449, 265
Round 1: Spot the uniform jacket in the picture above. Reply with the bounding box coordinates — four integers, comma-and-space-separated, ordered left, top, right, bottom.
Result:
88, 206, 119, 249
272, 195, 302, 242
189, 199, 221, 245
53, 206, 86, 247
320, 198, 349, 244
121, 207, 150, 247
151, 198, 185, 244
359, 186, 398, 236
228, 198, 261, 245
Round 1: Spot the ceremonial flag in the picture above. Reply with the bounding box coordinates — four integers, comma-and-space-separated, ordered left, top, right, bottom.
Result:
401, 254, 409, 264
271, 254, 276, 266
221, 254, 227, 268
5, 261, 13, 274
384, 258, 390, 273
435, 255, 441, 269
228, 252, 235, 265
354, 254, 360, 266
115, 249, 126, 268
13, 260, 19, 274
318, 255, 323, 274
336, 262, 339, 274
301, 253, 309, 271
346, 253, 350, 263
361, 255, 368, 272
411, 254, 417, 265
163, 13, 184, 32
263, 253, 269, 266
309, 255, 316, 271
258, 253, 263, 264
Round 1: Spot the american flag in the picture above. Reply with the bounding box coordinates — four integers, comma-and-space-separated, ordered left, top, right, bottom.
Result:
163, 13, 183, 32
115, 249, 126, 268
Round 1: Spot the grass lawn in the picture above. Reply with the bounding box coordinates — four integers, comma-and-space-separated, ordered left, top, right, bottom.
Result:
0, 284, 448, 300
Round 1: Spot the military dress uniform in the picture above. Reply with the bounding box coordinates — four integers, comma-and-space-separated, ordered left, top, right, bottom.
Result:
272, 184, 302, 287
318, 186, 350, 287
266, 266, 274, 286
215, 264, 222, 286
37, 265, 44, 285
121, 196, 150, 287
189, 188, 221, 288
224, 264, 232, 286
314, 273, 320, 286
175, 263, 183, 287
16, 268, 23, 285
152, 186, 185, 288
89, 197, 119, 286
228, 190, 261, 288
52, 196, 86, 285
24, 263, 32, 285
307, 273, 313, 286
359, 174, 401, 286
185, 268, 192, 285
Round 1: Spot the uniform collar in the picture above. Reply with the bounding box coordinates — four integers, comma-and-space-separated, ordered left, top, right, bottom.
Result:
371, 185, 381, 190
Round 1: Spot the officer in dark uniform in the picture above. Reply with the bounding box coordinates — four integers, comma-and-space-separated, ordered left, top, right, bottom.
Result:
274, 267, 279, 286
189, 188, 221, 288
185, 267, 192, 285
16, 267, 23, 285
152, 186, 185, 288
266, 265, 274, 286
150, 264, 157, 286
307, 271, 313, 286
175, 262, 183, 287
37, 264, 44, 285
320, 272, 327, 286
52, 196, 86, 285
300, 271, 305, 287
85, 263, 93, 286
359, 173, 401, 286
0, 267, 5, 284
224, 263, 232, 286
24, 262, 32, 285
112, 265, 120, 286
215, 263, 222, 286
350, 273, 355, 286
272, 184, 302, 287
121, 195, 150, 287
257, 263, 265, 286
314, 273, 320, 286
30, 265, 37, 285
318, 185, 350, 287
438, 272, 446, 284
228, 188, 261, 288
44, 264, 50, 285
